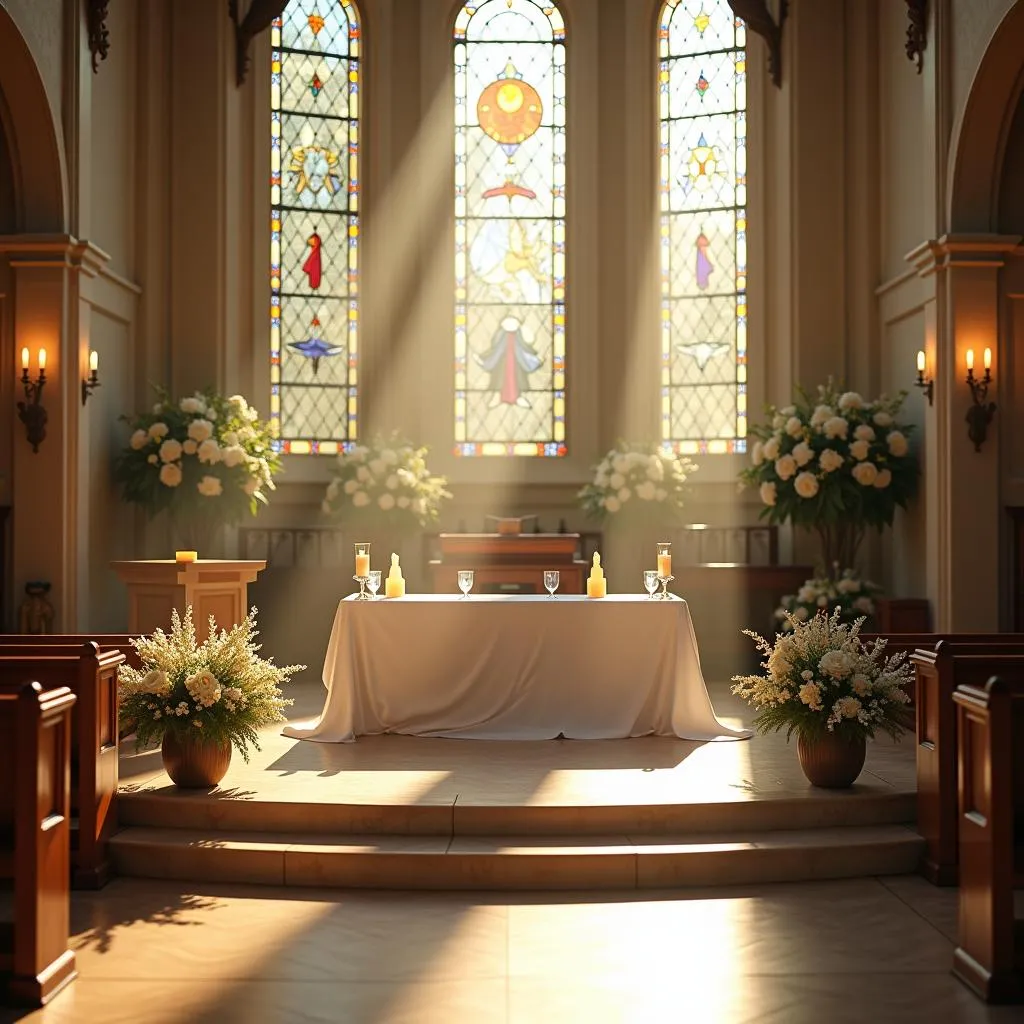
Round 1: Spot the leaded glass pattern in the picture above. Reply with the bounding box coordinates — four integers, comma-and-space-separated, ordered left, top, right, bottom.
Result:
270, 0, 360, 455
453, 0, 567, 457
659, 0, 747, 456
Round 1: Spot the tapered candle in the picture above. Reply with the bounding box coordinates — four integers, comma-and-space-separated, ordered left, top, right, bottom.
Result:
38, 348, 46, 371
916, 350, 925, 373
21, 347, 29, 370
983, 347, 992, 370
89, 350, 99, 373
966, 349, 974, 371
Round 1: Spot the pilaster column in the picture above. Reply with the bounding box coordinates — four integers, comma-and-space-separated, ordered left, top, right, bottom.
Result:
907, 233, 1020, 630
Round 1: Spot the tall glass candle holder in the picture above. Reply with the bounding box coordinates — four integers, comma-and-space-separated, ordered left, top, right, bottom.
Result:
656, 542, 674, 600
353, 542, 371, 600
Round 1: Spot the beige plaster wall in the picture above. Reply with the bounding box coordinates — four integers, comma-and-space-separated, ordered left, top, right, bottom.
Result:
0, 0, 65, 143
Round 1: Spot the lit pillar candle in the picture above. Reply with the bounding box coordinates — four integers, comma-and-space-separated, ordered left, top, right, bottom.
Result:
657, 552, 672, 578
586, 551, 606, 598
355, 552, 370, 577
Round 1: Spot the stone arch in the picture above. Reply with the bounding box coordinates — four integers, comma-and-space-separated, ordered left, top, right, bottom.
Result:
0, 5, 67, 232
948, 1, 1024, 232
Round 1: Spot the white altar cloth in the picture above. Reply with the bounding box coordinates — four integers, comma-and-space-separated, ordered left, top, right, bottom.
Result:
282, 594, 751, 743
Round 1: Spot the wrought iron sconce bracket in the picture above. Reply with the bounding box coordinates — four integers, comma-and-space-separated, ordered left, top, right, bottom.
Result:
965, 367, 996, 452
915, 369, 933, 405
17, 368, 48, 453
81, 370, 100, 405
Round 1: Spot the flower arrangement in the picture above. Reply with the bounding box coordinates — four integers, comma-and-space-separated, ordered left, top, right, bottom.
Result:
732, 608, 911, 741
578, 442, 698, 521
118, 607, 304, 761
775, 567, 882, 631
321, 434, 452, 530
740, 383, 919, 569
114, 388, 280, 546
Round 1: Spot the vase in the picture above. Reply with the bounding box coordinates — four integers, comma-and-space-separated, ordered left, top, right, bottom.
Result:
796, 731, 867, 788
161, 731, 232, 788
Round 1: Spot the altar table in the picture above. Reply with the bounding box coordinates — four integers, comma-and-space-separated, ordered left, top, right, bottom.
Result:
283, 594, 751, 743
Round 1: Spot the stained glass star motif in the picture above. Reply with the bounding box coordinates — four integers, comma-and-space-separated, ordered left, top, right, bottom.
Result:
309, 73, 323, 98
696, 69, 709, 98
677, 340, 730, 371
290, 316, 343, 374
693, 9, 710, 35
308, 11, 325, 35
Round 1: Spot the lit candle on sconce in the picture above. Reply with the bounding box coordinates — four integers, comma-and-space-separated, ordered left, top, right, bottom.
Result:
983, 347, 992, 372
916, 350, 925, 373
21, 347, 29, 371
966, 348, 974, 374
82, 348, 102, 405
965, 344, 996, 452
914, 349, 933, 404
37, 348, 46, 372
89, 350, 99, 373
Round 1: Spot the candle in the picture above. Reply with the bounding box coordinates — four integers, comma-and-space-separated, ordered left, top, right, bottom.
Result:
89, 350, 99, 373
983, 347, 992, 370
658, 552, 672, 578
38, 348, 46, 371
355, 553, 370, 577
966, 349, 974, 372
586, 551, 607, 599
916, 350, 925, 373
175, 550, 198, 563
385, 552, 405, 598
21, 347, 29, 370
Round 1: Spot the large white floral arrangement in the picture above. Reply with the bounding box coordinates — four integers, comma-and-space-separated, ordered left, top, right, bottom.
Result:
732, 608, 911, 741
321, 434, 452, 530
740, 383, 919, 569
578, 442, 698, 520
118, 607, 304, 761
775, 568, 882, 631
115, 389, 280, 539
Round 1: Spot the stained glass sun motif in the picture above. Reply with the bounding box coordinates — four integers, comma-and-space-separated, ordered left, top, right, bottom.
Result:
453, 0, 567, 457
659, 0, 747, 456
270, 0, 360, 455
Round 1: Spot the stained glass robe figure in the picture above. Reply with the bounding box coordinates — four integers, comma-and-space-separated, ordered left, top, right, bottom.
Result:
475, 315, 542, 409
696, 231, 713, 290
303, 231, 323, 289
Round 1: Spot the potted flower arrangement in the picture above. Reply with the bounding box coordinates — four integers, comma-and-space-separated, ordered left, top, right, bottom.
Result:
732, 608, 912, 787
118, 607, 304, 787
775, 568, 882, 631
114, 389, 281, 550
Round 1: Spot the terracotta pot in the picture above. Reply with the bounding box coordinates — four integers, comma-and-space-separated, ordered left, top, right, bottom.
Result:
161, 731, 232, 788
796, 731, 867, 788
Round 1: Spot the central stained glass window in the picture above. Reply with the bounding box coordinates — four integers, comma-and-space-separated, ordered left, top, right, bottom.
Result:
659, 0, 747, 455
453, 0, 567, 457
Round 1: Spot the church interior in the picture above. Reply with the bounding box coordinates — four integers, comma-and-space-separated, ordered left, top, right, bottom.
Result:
2, 0, 1024, 1020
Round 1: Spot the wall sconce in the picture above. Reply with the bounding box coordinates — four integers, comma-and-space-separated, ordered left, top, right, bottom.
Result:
81, 350, 100, 405
965, 347, 996, 452
914, 350, 933, 404
17, 347, 48, 453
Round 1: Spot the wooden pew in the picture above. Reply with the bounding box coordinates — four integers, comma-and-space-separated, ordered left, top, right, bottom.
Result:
0, 646, 126, 889
952, 676, 1024, 1003
911, 643, 1024, 885
0, 634, 141, 669
0, 681, 78, 1006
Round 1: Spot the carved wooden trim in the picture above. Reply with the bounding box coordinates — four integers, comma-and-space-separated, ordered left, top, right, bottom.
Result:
86, 0, 111, 73
230, 0, 290, 87
906, 0, 928, 73
727, 0, 788, 88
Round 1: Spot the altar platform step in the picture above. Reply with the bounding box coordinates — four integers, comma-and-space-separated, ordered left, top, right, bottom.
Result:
109, 824, 924, 891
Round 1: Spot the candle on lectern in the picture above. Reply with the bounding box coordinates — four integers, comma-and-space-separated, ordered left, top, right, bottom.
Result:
89, 350, 99, 373
586, 551, 607, 599
983, 347, 992, 371
385, 552, 405, 598
916, 350, 926, 374
21, 347, 29, 371
175, 550, 198, 563
38, 348, 46, 371
966, 348, 975, 372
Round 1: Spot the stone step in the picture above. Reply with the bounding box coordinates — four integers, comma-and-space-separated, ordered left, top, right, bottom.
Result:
109, 824, 925, 891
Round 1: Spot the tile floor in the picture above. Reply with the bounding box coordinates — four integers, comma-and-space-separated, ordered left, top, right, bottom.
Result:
2, 875, 1019, 1023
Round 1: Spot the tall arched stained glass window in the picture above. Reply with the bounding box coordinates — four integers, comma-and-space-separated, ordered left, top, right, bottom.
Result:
270, 0, 360, 455
453, 1, 567, 457
659, 1, 747, 455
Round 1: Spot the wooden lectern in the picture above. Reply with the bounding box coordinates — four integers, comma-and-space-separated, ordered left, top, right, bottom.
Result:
110, 560, 267, 641
430, 534, 588, 595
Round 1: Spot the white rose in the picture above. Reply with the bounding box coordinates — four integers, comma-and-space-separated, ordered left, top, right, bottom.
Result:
352, 491, 370, 507
140, 669, 171, 696
873, 411, 893, 427
397, 495, 410, 508
182, 439, 198, 455
244, 477, 260, 496
810, 405, 833, 428
849, 439, 870, 461
819, 448, 843, 473
609, 472, 626, 490
785, 416, 803, 438
774, 454, 797, 481
221, 430, 239, 447
823, 416, 849, 440
197, 439, 222, 464
819, 650, 854, 680
343, 478, 359, 495
752, 441, 764, 466
852, 461, 878, 486
221, 445, 245, 468
159, 463, 182, 488
180, 397, 205, 414
187, 418, 213, 443
854, 424, 875, 442
762, 437, 780, 460
874, 468, 892, 489
780, 405, 796, 417
759, 481, 777, 507
356, 466, 370, 482
612, 455, 628, 474
794, 471, 819, 499
791, 441, 813, 467
148, 422, 169, 441
617, 487, 631, 502
887, 430, 909, 457
159, 438, 183, 463
385, 474, 399, 490
130, 429, 149, 450
378, 493, 396, 511
147, 454, 158, 464
604, 495, 621, 513
369, 458, 386, 477
197, 475, 223, 497
838, 392, 864, 411
772, 414, 786, 430
636, 480, 657, 501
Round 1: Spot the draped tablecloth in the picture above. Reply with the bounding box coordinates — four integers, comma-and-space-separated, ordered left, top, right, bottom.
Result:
282, 594, 751, 743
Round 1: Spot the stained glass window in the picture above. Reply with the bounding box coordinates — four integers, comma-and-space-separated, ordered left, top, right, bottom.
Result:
453, 1, 567, 458
270, 0, 360, 455
659, 0, 747, 455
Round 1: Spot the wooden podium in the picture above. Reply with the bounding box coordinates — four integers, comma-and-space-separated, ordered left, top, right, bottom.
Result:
110, 559, 267, 641
429, 534, 588, 595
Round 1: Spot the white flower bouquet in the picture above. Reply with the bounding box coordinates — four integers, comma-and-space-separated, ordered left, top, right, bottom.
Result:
118, 607, 304, 761
732, 608, 911, 741
115, 388, 280, 546
775, 568, 882, 631
578, 441, 697, 521
321, 434, 452, 530
740, 383, 919, 569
